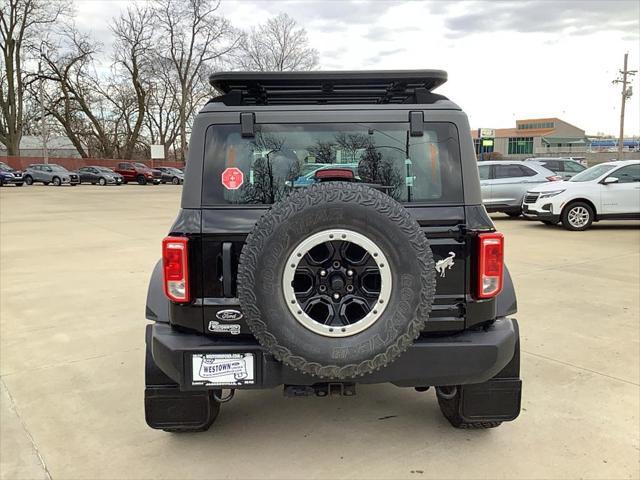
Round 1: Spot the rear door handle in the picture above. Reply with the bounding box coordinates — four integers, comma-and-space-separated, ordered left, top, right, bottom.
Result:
222, 242, 233, 297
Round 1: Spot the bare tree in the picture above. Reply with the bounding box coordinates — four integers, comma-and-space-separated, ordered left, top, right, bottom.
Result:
37, 27, 102, 158
236, 13, 318, 72
0, 0, 68, 155
307, 141, 336, 164
145, 56, 180, 158
154, 0, 241, 161
109, 5, 155, 159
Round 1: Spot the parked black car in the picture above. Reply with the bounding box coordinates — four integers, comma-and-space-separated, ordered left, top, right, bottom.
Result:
156, 167, 184, 185
144, 71, 521, 433
0, 162, 24, 187
78, 166, 123, 185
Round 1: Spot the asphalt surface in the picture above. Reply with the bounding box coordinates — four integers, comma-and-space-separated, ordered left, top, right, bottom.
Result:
1, 184, 639, 480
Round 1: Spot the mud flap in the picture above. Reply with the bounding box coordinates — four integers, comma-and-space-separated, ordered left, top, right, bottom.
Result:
458, 378, 522, 423
145, 325, 219, 431
457, 319, 521, 423
145, 386, 219, 430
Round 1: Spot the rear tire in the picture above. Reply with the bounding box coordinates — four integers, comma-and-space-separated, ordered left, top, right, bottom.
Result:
437, 387, 502, 429
137, 175, 147, 185
172, 176, 180, 185
561, 202, 593, 231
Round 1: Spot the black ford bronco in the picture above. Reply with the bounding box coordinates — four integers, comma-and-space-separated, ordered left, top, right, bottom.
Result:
144, 70, 521, 432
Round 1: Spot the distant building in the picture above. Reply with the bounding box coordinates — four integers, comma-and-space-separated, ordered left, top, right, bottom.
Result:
471, 118, 589, 159
0, 135, 81, 158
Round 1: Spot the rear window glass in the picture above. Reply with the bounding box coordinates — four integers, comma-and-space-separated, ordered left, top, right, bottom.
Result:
202, 123, 463, 205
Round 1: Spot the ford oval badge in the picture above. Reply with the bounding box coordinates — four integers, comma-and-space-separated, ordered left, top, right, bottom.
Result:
216, 309, 243, 321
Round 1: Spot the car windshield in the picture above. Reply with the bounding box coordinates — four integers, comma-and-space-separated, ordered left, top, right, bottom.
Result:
50, 165, 68, 172
202, 122, 464, 205
134, 163, 149, 168
569, 164, 616, 182
97, 167, 114, 173
0, 163, 12, 172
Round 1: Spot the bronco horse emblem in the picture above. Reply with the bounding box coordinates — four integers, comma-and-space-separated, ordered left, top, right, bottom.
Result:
435, 252, 456, 278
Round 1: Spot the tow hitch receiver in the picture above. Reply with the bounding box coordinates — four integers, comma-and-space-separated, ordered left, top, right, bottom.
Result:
284, 383, 356, 397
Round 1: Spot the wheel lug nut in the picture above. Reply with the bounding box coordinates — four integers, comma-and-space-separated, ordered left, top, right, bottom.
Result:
333, 293, 340, 300
320, 270, 327, 277
347, 270, 353, 276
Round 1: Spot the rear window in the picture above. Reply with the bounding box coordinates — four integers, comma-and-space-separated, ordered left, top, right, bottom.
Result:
202, 122, 463, 205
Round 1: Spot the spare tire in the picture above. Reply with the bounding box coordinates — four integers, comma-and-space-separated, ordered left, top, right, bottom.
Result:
238, 182, 436, 379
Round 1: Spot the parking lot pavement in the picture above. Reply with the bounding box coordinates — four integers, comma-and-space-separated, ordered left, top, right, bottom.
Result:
1, 184, 639, 480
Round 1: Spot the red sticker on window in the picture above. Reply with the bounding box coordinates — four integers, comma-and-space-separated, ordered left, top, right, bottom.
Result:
221, 167, 244, 190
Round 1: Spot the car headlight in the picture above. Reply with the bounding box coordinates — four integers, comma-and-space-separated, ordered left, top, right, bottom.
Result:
539, 189, 565, 199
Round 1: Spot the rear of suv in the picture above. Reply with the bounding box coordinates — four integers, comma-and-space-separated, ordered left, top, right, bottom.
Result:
144, 71, 522, 432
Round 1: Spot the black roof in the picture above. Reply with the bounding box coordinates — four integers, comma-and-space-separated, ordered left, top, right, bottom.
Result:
208, 70, 448, 106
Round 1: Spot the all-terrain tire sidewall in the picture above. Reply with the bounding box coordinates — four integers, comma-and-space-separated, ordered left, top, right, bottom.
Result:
238, 183, 436, 379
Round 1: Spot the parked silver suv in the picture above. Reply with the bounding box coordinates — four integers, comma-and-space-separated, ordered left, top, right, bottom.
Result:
479, 160, 560, 216
24, 164, 80, 186
524, 157, 586, 180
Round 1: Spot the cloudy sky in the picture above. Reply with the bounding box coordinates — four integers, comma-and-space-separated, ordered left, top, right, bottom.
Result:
75, 0, 639, 136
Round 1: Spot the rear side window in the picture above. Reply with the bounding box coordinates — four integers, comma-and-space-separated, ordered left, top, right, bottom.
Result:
478, 165, 490, 180
564, 161, 585, 173
494, 164, 535, 179
541, 160, 561, 172
202, 123, 463, 205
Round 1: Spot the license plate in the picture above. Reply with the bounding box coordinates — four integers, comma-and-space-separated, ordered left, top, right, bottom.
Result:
191, 353, 255, 386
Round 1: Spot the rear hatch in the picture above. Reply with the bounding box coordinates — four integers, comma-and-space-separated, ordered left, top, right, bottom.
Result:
189, 114, 486, 336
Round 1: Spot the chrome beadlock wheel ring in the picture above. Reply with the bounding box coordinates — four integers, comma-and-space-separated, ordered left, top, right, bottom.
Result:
282, 229, 392, 338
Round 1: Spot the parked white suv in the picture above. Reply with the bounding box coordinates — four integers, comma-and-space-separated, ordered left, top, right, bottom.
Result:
522, 160, 640, 230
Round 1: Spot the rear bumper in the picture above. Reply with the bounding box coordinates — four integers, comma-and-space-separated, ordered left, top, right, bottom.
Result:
148, 318, 519, 389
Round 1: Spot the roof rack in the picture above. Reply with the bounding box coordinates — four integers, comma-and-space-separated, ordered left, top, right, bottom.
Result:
208, 70, 448, 106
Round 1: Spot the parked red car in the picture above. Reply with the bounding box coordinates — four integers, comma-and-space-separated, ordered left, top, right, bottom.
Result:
115, 162, 162, 185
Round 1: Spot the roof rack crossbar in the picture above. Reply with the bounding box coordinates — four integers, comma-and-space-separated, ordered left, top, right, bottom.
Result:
208, 70, 448, 106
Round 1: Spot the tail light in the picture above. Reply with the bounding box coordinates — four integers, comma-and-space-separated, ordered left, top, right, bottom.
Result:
477, 232, 504, 299
162, 236, 190, 302
546, 175, 562, 181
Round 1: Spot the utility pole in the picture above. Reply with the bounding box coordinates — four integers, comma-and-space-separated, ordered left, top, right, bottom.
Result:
38, 45, 48, 164
613, 53, 637, 160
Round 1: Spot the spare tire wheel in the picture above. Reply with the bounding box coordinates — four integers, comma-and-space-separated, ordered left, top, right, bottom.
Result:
238, 182, 436, 379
